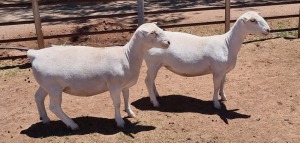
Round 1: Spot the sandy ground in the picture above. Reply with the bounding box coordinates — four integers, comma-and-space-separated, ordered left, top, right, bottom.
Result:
0, 37, 300, 142
1, 0, 300, 142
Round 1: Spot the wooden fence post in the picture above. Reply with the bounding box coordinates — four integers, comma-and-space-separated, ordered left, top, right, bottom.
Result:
225, 0, 230, 33
298, 7, 300, 38
137, 0, 145, 26
31, 0, 45, 48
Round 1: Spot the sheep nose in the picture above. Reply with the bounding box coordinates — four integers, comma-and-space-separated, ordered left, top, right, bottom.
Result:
262, 28, 270, 35
167, 41, 170, 45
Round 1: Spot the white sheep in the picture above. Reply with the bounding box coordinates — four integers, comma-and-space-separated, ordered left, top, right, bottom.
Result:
144, 11, 270, 109
27, 23, 170, 130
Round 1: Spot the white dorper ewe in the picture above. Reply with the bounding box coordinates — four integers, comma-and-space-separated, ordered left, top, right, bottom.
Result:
144, 11, 270, 109
27, 23, 170, 130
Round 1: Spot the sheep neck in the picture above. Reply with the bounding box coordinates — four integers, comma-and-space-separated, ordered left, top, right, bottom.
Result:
225, 20, 247, 58
124, 33, 148, 74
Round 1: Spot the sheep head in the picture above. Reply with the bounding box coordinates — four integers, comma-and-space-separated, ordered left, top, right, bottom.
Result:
240, 11, 270, 36
136, 22, 170, 49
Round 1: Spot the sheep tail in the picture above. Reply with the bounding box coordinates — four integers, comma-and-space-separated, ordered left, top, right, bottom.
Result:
27, 49, 37, 61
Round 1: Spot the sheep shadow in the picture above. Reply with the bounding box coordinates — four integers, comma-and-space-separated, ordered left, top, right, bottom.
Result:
20, 116, 155, 138
131, 94, 251, 124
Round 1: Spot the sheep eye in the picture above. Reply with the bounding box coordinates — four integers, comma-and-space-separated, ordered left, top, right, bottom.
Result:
150, 30, 158, 35
250, 18, 257, 23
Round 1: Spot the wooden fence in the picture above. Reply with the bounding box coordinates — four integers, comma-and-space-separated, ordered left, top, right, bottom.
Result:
0, 0, 300, 49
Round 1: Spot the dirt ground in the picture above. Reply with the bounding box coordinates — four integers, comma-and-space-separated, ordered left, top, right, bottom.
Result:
1, 0, 300, 143
1, 37, 300, 143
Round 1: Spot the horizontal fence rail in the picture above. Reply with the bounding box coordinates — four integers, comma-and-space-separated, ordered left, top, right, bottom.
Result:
0, 0, 299, 45
0, 13, 138, 26
1, 1, 300, 26
1, 0, 299, 8
0, 0, 128, 8
0, 55, 28, 60
0, 14, 298, 44
0, 28, 136, 43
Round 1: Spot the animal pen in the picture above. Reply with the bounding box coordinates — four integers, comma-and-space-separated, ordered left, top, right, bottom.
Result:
0, 1, 300, 141
0, 0, 299, 50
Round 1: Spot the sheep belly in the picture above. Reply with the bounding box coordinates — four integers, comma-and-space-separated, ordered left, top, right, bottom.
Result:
62, 79, 109, 97
164, 61, 212, 77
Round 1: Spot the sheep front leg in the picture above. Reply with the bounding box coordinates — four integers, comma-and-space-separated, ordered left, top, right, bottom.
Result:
219, 75, 228, 101
122, 88, 135, 118
48, 87, 79, 130
34, 86, 50, 123
145, 65, 161, 107
212, 72, 226, 109
109, 87, 125, 128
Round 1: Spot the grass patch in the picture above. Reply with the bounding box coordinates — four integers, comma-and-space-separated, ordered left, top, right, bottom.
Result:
272, 20, 298, 38
0, 67, 22, 78
277, 30, 298, 38
0, 61, 28, 78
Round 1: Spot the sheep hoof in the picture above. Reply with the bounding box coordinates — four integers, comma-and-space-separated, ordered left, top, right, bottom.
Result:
116, 119, 125, 128
221, 97, 228, 101
68, 126, 79, 131
152, 102, 160, 108
151, 100, 160, 108
213, 102, 221, 110
68, 124, 79, 130
125, 109, 135, 118
220, 93, 227, 101
40, 117, 51, 124
127, 112, 136, 118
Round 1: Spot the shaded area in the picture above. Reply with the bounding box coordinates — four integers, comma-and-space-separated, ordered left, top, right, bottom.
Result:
132, 95, 251, 124
0, 55, 28, 60
20, 116, 155, 138
1, 0, 298, 44
0, 62, 31, 70
2, 0, 296, 25
69, 20, 131, 44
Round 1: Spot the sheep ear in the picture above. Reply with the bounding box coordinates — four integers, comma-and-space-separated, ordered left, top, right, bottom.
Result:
241, 14, 254, 23
140, 30, 148, 38
140, 30, 152, 38
241, 17, 248, 23
152, 22, 158, 25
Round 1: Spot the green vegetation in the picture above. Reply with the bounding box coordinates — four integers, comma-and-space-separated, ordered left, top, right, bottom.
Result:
0, 67, 21, 78
0, 61, 28, 78
275, 21, 298, 38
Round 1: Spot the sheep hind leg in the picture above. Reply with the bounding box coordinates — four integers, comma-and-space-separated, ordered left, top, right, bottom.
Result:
48, 87, 79, 130
219, 75, 228, 101
145, 65, 161, 107
34, 86, 50, 124
122, 88, 135, 118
